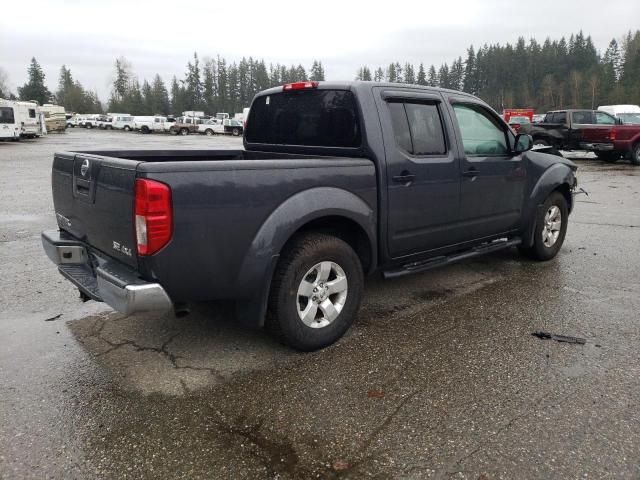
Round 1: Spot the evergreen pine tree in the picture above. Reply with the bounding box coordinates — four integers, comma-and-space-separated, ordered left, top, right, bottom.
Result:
18, 57, 51, 104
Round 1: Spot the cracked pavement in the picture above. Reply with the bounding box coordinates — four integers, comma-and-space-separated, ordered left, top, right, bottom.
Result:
1, 130, 639, 479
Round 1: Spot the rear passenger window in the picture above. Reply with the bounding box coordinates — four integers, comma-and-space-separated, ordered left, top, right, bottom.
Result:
388, 101, 447, 156
572, 111, 593, 124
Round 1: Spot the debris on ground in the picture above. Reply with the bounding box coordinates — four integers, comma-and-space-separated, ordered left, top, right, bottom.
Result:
44, 314, 62, 322
531, 331, 586, 345
367, 390, 385, 399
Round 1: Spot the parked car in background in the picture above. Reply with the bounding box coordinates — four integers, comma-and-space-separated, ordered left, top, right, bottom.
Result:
170, 116, 203, 135
242, 107, 250, 128
598, 105, 640, 125
40, 104, 67, 133
110, 114, 134, 131
97, 115, 113, 129
532, 113, 545, 123
507, 115, 531, 133
0, 99, 21, 141
83, 115, 101, 129
42, 81, 578, 350
198, 118, 243, 136
14, 101, 42, 138
503, 108, 534, 133
520, 109, 619, 160
134, 115, 175, 133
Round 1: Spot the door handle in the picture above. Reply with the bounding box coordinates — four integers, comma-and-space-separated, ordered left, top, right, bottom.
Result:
462, 168, 478, 179
392, 171, 416, 184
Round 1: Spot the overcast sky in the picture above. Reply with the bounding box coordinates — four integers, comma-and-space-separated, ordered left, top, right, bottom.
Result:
1, 0, 638, 100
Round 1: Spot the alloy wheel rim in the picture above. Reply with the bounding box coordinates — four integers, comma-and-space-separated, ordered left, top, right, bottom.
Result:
296, 261, 348, 329
542, 205, 562, 247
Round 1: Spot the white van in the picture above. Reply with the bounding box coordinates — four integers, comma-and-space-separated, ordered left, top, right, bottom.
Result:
111, 114, 135, 131
134, 115, 175, 133
14, 101, 41, 138
597, 105, 640, 125
0, 99, 21, 141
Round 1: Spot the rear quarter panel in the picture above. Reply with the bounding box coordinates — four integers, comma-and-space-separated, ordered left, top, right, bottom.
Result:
137, 159, 377, 303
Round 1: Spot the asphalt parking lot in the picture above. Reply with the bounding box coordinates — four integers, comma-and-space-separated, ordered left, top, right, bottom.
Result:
1, 129, 639, 479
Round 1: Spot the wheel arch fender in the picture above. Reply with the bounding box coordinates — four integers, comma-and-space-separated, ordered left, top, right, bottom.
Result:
234, 186, 376, 327
522, 164, 575, 247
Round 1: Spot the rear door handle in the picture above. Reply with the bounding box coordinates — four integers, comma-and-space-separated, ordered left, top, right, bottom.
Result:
462, 168, 479, 179
392, 172, 416, 184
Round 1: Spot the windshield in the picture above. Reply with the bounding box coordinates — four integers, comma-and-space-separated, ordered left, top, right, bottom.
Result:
246, 89, 361, 148
0, 107, 15, 124
618, 113, 640, 124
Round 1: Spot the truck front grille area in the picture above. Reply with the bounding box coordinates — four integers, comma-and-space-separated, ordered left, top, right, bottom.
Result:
58, 263, 102, 301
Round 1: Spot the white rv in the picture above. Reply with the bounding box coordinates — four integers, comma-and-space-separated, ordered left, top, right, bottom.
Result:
0, 99, 21, 141
41, 104, 66, 132
14, 101, 41, 138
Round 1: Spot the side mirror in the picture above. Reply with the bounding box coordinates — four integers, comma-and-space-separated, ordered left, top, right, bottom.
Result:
514, 133, 533, 153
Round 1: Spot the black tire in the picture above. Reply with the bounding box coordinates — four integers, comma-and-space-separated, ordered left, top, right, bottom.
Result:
86, 124, 92, 129
205, 129, 214, 136
596, 151, 620, 163
232, 128, 240, 136
532, 139, 550, 148
520, 191, 568, 261
141, 126, 150, 134
124, 125, 131, 131
630, 143, 640, 166
180, 128, 189, 136
267, 233, 364, 351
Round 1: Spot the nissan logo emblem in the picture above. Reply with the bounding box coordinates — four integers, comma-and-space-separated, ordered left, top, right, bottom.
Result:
80, 159, 90, 177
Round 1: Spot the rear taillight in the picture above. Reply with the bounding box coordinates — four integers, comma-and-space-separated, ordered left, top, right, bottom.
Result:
608, 128, 617, 141
134, 179, 172, 256
283, 81, 318, 91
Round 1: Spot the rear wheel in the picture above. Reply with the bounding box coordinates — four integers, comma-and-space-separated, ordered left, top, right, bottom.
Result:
141, 126, 150, 134
596, 151, 620, 163
205, 129, 214, 136
123, 125, 131, 131
267, 233, 364, 351
180, 128, 189, 136
232, 128, 240, 136
631, 143, 640, 166
520, 191, 568, 261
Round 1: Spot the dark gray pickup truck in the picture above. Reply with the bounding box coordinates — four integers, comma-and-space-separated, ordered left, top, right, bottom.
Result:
43, 81, 579, 350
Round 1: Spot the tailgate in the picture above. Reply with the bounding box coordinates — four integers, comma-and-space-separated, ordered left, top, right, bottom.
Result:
51, 152, 140, 267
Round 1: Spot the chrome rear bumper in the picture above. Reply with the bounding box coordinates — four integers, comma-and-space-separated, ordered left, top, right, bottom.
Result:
42, 230, 172, 315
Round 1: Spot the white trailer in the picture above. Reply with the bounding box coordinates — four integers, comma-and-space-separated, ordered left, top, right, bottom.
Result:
41, 104, 66, 132
0, 99, 21, 141
14, 101, 41, 138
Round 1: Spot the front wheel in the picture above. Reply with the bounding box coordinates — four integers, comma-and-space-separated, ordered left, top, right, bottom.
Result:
180, 128, 189, 136
123, 125, 131, 131
232, 128, 240, 136
520, 191, 568, 261
205, 129, 214, 136
267, 233, 364, 351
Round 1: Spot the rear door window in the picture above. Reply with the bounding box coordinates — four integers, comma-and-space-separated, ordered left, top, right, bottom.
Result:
553, 112, 567, 124
28, 108, 36, 118
246, 89, 361, 148
572, 111, 593, 124
387, 102, 447, 155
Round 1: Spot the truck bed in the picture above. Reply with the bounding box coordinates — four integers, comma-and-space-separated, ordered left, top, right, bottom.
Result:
51, 149, 377, 303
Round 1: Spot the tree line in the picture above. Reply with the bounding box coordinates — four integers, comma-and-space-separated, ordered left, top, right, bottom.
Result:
356, 30, 640, 112
4, 29, 639, 116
